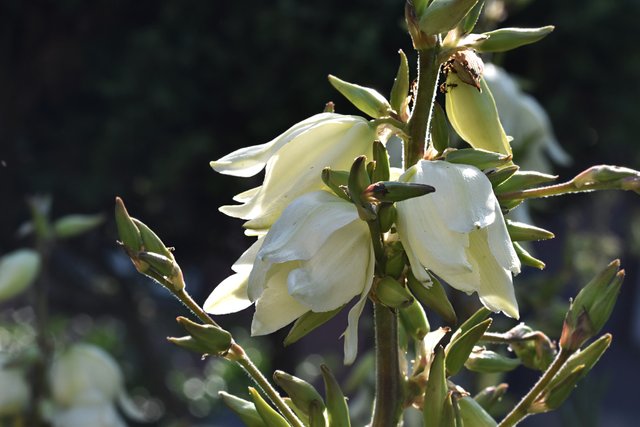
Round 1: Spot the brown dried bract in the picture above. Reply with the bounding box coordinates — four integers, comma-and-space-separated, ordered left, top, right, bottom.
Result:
443, 50, 484, 92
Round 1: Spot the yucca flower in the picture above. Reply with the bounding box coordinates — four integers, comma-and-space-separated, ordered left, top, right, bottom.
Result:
205, 191, 374, 364
396, 160, 520, 318
211, 113, 375, 232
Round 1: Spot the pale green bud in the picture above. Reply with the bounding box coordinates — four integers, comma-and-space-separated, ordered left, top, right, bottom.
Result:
399, 298, 431, 340
494, 170, 557, 194
131, 218, 174, 260
137, 251, 185, 292
419, 0, 481, 36
423, 346, 447, 427
321, 168, 350, 201
175, 316, 232, 356
464, 348, 520, 373
473, 383, 508, 412
0, 249, 41, 302
506, 220, 555, 241
320, 364, 351, 427
375, 276, 414, 309
486, 165, 519, 188
166, 336, 212, 355
503, 324, 556, 371
372, 140, 391, 182
348, 155, 376, 220
513, 242, 546, 270
407, 272, 457, 325
443, 147, 511, 170
53, 214, 104, 239
219, 391, 267, 427
473, 26, 555, 53
571, 165, 640, 194
248, 387, 290, 427
431, 101, 450, 153
308, 400, 327, 427
328, 75, 392, 119
273, 370, 324, 416
364, 181, 435, 203
114, 197, 143, 255
445, 318, 492, 376
284, 307, 342, 347
390, 50, 410, 114
458, 396, 498, 427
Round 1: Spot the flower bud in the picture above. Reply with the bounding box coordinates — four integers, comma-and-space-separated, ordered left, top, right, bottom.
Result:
131, 218, 174, 260
445, 53, 512, 155
464, 348, 520, 373
506, 220, 555, 241
284, 307, 343, 347
137, 251, 185, 292
219, 391, 266, 427
328, 75, 392, 119
371, 140, 391, 182
445, 318, 492, 376
423, 346, 447, 427
399, 298, 431, 341
0, 249, 41, 302
378, 203, 397, 234
321, 168, 350, 201
458, 396, 498, 427
407, 272, 457, 325
473, 26, 555, 53
114, 197, 143, 255
273, 371, 324, 416
494, 170, 557, 194
486, 165, 519, 188
513, 242, 546, 270
560, 260, 623, 351
166, 336, 212, 355
53, 214, 104, 239
418, 0, 481, 36
571, 165, 640, 194
175, 316, 232, 356
473, 383, 508, 412
503, 324, 556, 371
390, 50, 410, 114
375, 276, 414, 309
348, 156, 376, 220
308, 399, 327, 427
443, 148, 511, 170
320, 365, 351, 427
364, 181, 436, 203
383, 241, 405, 278
431, 101, 450, 153
248, 387, 290, 427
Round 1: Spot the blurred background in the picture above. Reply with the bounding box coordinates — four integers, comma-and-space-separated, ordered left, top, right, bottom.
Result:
1, 0, 639, 425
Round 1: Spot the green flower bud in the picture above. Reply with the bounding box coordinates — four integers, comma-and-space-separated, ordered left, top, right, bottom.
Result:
131, 218, 174, 260
502, 324, 556, 371
390, 50, 410, 114
571, 165, 640, 194
445, 55, 512, 155
248, 387, 290, 427
464, 348, 520, 373
348, 156, 376, 220
364, 181, 436, 203
378, 203, 397, 234
328, 75, 392, 119
560, 260, 623, 351
53, 214, 104, 239
443, 148, 511, 170
383, 242, 405, 278
114, 197, 143, 255
513, 242, 546, 270
456, 0, 484, 36
219, 391, 268, 427
372, 140, 391, 182
284, 307, 342, 347
506, 220, 555, 242
419, 0, 481, 36
407, 272, 457, 325
486, 165, 519, 188
458, 396, 498, 427
431, 101, 450, 153
375, 276, 414, 309
473, 383, 508, 412
166, 336, 212, 355
445, 318, 492, 376
320, 365, 351, 427
308, 400, 327, 427
321, 168, 350, 201
494, 170, 557, 194
423, 346, 447, 427
473, 26, 555, 53
175, 316, 232, 356
0, 249, 41, 302
137, 251, 185, 292
399, 298, 431, 341
273, 370, 324, 416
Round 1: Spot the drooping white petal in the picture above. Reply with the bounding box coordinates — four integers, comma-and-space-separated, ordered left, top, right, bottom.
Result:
467, 229, 519, 318
486, 200, 521, 275
287, 219, 370, 312
342, 242, 375, 365
222, 118, 374, 229
251, 263, 309, 336
210, 113, 338, 177
258, 191, 360, 264
232, 186, 261, 203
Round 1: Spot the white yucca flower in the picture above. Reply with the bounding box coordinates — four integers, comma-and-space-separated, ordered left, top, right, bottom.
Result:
211, 113, 375, 232
396, 160, 520, 318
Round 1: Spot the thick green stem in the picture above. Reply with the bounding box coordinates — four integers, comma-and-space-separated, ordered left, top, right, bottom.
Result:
406, 47, 441, 168
371, 303, 403, 427
498, 348, 572, 427
175, 288, 220, 327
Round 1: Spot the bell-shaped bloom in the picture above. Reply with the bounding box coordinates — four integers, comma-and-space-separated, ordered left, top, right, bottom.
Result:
205, 191, 375, 364
396, 160, 520, 318
211, 113, 375, 232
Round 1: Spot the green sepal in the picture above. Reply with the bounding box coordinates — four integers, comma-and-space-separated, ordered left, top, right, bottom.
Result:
473, 383, 508, 412
321, 168, 350, 201
399, 297, 431, 341
175, 316, 232, 355
561, 261, 622, 351
219, 391, 267, 427
445, 318, 492, 376
372, 140, 391, 182
407, 272, 457, 325
444, 148, 511, 170
457, 0, 484, 36
474, 26, 555, 53
273, 370, 325, 416
115, 197, 143, 254
378, 203, 397, 234
457, 396, 498, 427
308, 400, 327, 427
248, 387, 290, 427
506, 220, 555, 242
430, 102, 450, 153
131, 218, 174, 260
284, 307, 343, 346
53, 214, 104, 239
328, 75, 392, 119
166, 336, 212, 355
464, 348, 520, 373
320, 365, 351, 427
486, 165, 519, 188
494, 171, 558, 194
423, 346, 448, 427
513, 242, 545, 270
375, 276, 414, 309
365, 181, 435, 203
419, 0, 480, 36
390, 49, 410, 114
